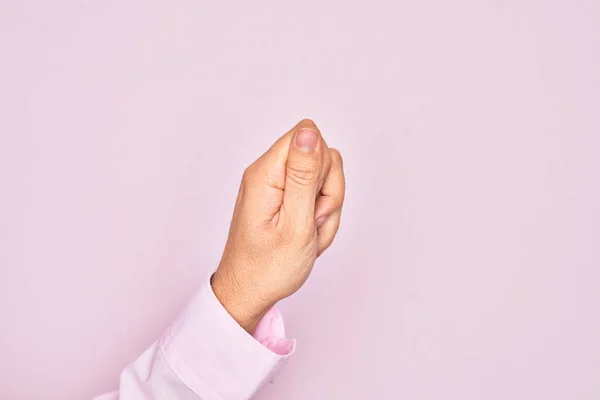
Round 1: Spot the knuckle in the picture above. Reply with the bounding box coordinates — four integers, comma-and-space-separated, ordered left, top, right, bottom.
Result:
331, 148, 343, 167
321, 236, 335, 252
241, 165, 256, 185
332, 192, 345, 207
287, 162, 318, 186
335, 182, 346, 203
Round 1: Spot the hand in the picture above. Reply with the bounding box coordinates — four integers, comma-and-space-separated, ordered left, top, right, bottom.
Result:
211, 119, 346, 333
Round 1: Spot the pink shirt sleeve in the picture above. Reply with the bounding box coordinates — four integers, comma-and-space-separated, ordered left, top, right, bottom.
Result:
94, 276, 295, 400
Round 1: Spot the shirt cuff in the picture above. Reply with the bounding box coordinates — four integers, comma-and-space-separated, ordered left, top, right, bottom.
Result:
160, 276, 296, 400
253, 307, 295, 356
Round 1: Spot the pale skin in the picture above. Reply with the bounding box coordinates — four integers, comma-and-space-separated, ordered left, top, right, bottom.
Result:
211, 119, 346, 333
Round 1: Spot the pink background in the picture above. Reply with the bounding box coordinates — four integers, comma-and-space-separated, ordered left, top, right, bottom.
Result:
1, 1, 599, 399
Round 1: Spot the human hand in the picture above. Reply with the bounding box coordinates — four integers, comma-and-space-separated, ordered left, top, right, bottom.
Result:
211, 119, 345, 333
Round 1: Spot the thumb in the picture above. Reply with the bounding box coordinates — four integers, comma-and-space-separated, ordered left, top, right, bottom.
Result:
281, 122, 325, 225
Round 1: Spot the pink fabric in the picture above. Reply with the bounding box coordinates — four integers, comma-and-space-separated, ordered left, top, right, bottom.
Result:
94, 276, 295, 400
254, 307, 295, 356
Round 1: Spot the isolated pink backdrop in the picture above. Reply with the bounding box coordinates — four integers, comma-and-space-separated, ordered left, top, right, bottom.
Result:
1, 1, 599, 399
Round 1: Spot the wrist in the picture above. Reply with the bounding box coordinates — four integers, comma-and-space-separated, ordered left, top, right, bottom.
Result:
211, 271, 272, 334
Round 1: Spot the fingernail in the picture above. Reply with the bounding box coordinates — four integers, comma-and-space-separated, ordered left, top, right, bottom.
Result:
295, 129, 318, 151
316, 215, 327, 228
